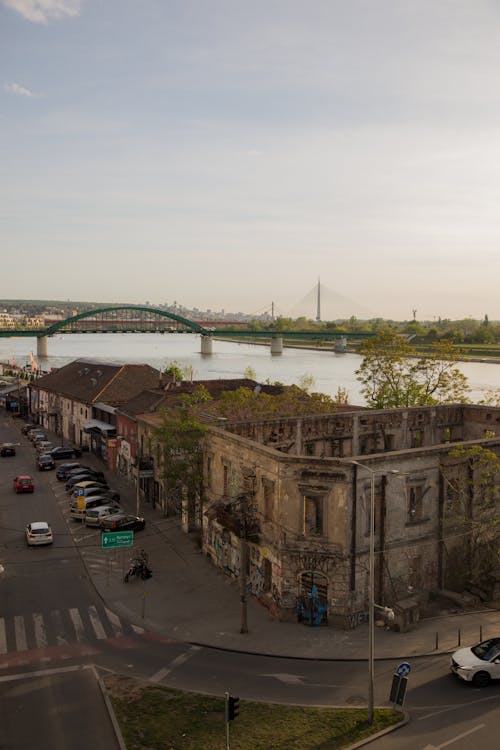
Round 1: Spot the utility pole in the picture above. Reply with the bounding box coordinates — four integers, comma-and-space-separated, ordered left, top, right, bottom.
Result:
239, 494, 248, 634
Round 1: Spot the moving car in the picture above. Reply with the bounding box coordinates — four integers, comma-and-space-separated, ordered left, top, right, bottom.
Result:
0, 442, 16, 457
450, 638, 500, 686
50, 446, 82, 460
14, 475, 34, 493
25, 521, 53, 546
37, 454, 56, 471
100, 513, 145, 532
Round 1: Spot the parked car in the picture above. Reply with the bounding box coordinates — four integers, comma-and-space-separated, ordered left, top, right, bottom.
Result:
66, 476, 109, 492
85, 504, 122, 527
71, 497, 120, 521
450, 638, 500, 686
28, 430, 46, 442
100, 513, 145, 532
25, 521, 53, 546
56, 463, 89, 481
22, 423, 37, 435
37, 454, 56, 471
35, 441, 54, 454
71, 485, 119, 502
50, 446, 82, 460
14, 475, 35, 493
0, 442, 16, 457
66, 466, 105, 480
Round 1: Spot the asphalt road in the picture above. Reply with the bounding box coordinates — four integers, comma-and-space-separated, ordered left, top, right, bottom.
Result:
1, 412, 499, 750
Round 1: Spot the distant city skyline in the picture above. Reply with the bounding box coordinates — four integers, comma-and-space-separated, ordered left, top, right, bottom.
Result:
2, 1, 500, 319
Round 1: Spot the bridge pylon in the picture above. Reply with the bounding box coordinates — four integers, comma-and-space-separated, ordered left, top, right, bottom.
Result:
37, 336, 49, 358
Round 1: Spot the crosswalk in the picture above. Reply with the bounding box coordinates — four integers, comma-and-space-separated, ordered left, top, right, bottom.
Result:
0, 605, 143, 657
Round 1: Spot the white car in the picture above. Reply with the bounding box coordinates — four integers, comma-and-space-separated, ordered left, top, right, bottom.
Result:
450, 638, 500, 686
25, 521, 53, 546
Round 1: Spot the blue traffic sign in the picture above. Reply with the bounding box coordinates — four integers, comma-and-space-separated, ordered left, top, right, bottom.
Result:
396, 661, 411, 677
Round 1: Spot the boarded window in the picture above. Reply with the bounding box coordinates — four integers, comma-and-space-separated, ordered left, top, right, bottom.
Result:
262, 478, 275, 522
304, 496, 324, 536
408, 485, 423, 521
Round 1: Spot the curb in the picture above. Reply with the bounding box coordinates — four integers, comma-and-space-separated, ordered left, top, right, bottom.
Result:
343, 709, 410, 749
95, 667, 128, 750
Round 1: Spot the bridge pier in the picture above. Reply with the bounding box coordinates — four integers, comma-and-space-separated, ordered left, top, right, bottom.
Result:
270, 336, 283, 355
200, 335, 213, 355
37, 336, 49, 358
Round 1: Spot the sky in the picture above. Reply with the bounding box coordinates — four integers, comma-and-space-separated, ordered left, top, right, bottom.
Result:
2, 1, 500, 321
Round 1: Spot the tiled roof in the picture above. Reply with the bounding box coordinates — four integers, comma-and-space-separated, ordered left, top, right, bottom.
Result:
30, 359, 160, 405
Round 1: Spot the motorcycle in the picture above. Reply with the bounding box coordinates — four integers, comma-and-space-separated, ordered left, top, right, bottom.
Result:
123, 550, 152, 582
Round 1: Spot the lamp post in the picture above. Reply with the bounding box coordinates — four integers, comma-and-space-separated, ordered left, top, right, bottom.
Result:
348, 460, 399, 725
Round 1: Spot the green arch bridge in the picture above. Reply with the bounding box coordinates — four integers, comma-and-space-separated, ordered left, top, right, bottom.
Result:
0, 305, 375, 357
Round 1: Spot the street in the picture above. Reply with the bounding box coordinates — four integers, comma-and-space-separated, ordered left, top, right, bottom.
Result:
1, 411, 499, 749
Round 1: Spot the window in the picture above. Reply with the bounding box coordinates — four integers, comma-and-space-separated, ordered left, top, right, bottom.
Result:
330, 439, 343, 457
304, 495, 324, 536
262, 478, 275, 521
408, 485, 423, 521
223, 464, 229, 495
207, 455, 213, 489
413, 430, 422, 448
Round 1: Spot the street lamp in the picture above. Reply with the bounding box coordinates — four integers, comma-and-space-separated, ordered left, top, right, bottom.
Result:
348, 460, 399, 725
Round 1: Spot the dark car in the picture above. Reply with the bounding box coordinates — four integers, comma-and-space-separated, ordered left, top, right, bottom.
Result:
56, 462, 84, 480
1, 443, 16, 457
66, 466, 104, 480
100, 513, 145, 532
50, 446, 82, 460
37, 454, 56, 471
22, 423, 37, 435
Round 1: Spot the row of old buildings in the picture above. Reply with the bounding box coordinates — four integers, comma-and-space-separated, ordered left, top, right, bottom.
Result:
26, 358, 500, 630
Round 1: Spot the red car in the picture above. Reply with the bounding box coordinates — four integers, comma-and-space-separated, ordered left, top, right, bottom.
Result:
14, 475, 34, 493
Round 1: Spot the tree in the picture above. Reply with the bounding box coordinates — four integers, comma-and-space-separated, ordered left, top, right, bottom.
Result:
163, 360, 184, 383
355, 330, 470, 408
442, 445, 500, 591
154, 409, 207, 522
243, 365, 256, 380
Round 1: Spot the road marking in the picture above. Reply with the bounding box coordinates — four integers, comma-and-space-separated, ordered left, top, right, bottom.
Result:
418, 693, 500, 720
422, 724, 486, 750
33, 613, 47, 648
104, 607, 123, 637
131, 624, 145, 634
50, 609, 68, 645
0, 664, 92, 684
0, 620, 6, 654
262, 673, 306, 685
14, 616, 27, 652
88, 606, 107, 639
150, 645, 201, 683
68, 608, 86, 642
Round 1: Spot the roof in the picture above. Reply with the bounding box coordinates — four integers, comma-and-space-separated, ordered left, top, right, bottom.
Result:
119, 378, 285, 421
30, 359, 160, 405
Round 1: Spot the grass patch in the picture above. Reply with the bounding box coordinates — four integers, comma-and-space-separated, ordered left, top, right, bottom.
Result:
104, 674, 402, 750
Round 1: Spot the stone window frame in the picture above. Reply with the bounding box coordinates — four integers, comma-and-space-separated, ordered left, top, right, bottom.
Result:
406, 478, 429, 524
303, 494, 326, 537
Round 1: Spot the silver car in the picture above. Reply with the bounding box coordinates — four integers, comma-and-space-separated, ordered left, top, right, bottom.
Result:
85, 504, 121, 527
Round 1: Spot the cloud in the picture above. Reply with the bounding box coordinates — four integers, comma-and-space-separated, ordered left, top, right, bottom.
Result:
4, 82, 35, 97
2, 0, 81, 24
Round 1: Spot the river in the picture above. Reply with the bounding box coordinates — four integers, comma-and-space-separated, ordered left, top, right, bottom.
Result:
1, 333, 498, 405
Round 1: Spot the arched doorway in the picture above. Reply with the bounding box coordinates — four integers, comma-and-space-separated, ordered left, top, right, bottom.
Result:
297, 571, 328, 626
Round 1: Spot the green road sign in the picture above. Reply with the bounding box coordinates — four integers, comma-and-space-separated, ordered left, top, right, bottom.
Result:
101, 530, 134, 549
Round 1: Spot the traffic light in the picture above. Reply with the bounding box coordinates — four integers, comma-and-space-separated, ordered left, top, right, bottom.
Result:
227, 695, 240, 721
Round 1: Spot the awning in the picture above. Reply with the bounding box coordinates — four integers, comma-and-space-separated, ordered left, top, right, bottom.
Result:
83, 419, 116, 434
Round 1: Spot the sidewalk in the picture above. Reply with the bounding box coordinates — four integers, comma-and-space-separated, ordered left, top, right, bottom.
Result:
75, 455, 499, 662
